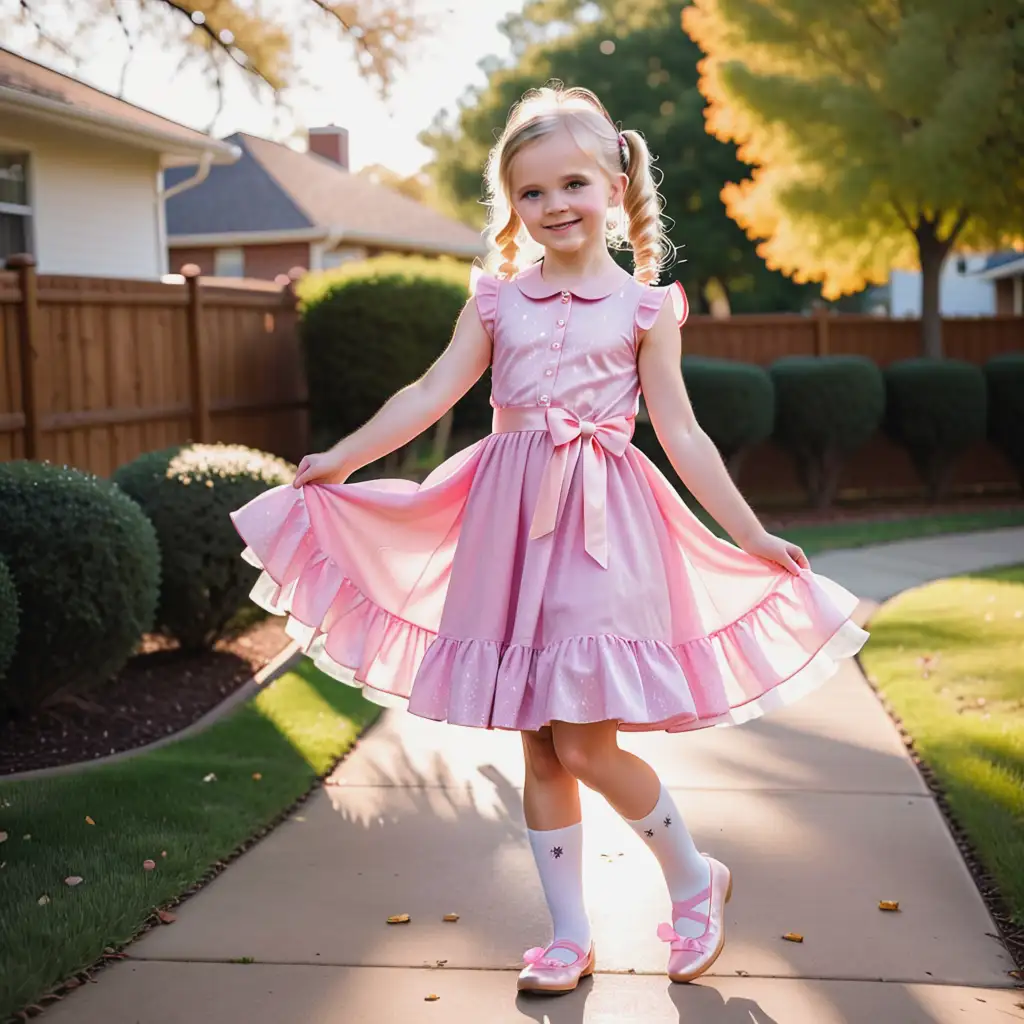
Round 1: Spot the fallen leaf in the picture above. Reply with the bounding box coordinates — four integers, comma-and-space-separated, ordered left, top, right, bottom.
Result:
782, 932, 804, 943
143, 859, 156, 871
424, 994, 440, 1002
735, 969, 749, 976
442, 913, 459, 922
38, 894, 50, 905
435, 959, 447, 968
156, 909, 177, 924
387, 914, 411, 924
64, 876, 84, 887
252, 773, 262, 781
878, 900, 900, 912
203, 773, 217, 783
0, 831, 7, 843
85, 816, 95, 825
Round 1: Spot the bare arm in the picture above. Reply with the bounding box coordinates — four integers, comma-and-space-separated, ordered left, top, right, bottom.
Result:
294, 299, 492, 486
636, 300, 808, 573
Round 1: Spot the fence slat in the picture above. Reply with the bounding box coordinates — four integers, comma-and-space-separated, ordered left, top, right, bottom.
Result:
6, 255, 42, 458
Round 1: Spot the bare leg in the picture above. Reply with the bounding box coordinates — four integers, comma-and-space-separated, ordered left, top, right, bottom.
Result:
521, 726, 580, 830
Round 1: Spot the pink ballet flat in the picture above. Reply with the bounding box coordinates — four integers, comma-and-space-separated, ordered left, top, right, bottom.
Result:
516, 939, 595, 994
657, 855, 733, 983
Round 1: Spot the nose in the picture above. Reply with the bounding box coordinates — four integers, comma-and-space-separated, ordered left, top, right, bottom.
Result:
544, 192, 569, 214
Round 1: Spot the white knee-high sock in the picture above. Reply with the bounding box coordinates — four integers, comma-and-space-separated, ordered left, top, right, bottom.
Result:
527, 823, 592, 964
622, 783, 711, 938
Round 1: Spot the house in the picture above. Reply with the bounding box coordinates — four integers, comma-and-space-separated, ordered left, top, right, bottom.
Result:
0, 47, 238, 279
164, 127, 485, 280
887, 250, 1024, 317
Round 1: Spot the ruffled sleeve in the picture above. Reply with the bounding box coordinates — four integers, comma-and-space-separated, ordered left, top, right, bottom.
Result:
635, 281, 689, 333
469, 266, 501, 339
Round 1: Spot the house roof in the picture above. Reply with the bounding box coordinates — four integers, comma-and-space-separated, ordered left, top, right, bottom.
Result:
0, 47, 238, 166
165, 132, 485, 259
971, 250, 1024, 280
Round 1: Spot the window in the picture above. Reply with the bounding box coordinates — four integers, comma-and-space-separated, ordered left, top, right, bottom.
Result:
322, 246, 366, 270
0, 152, 32, 262
213, 247, 245, 277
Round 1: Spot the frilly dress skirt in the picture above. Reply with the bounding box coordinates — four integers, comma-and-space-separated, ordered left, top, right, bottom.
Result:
231, 261, 868, 733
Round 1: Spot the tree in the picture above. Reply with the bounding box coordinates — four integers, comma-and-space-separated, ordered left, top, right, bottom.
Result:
10, 0, 425, 105
683, 0, 1024, 356
421, 0, 819, 313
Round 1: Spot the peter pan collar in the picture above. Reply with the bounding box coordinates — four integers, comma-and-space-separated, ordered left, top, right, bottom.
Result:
513, 259, 634, 300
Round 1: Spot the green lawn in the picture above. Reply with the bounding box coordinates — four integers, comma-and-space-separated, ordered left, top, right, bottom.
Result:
0, 660, 381, 1019
860, 565, 1024, 928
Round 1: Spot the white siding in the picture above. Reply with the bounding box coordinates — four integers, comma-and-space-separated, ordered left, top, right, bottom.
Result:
890, 254, 996, 317
0, 112, 164, 279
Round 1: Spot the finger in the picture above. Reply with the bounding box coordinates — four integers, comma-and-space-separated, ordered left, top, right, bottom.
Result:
792, 545, 810, 570
780, 552, 801, 575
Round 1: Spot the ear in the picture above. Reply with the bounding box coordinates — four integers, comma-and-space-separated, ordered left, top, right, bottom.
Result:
608, 172, 628, 207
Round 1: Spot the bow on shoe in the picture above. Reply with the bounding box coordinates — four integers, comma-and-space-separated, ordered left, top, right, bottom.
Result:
528, 407, 633, 568
656, 922, 709, 954
522, 946, 571, 970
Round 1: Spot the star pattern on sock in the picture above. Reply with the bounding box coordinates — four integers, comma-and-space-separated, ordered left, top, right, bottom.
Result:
644, 828, 655, 837
551, 846, 563, 859
663, 816, 672, 827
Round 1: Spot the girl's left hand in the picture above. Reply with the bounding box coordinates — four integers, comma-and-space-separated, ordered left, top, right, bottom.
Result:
741, 530, 810, 575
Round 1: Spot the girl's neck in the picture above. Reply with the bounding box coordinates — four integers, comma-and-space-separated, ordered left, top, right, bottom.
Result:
539, 247, 620, 285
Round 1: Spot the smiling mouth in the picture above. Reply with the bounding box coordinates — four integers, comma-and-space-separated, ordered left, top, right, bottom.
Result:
545, 219, 581, 232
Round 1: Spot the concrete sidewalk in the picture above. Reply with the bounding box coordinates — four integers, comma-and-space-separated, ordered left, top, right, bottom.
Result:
43, 529, 1024, 1023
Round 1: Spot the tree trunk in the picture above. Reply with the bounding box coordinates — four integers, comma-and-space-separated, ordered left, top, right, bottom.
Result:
916, 221, 946, 358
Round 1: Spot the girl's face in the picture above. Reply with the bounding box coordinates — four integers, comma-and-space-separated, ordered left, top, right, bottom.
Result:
508, 122, 625, 260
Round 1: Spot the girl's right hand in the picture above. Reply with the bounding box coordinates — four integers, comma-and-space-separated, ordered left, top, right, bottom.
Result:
292, 450, 352, 488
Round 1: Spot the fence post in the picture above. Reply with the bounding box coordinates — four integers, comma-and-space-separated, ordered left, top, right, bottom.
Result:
7, 253, 42, 459
813, 306, 830, 356
182, 263, 210, 443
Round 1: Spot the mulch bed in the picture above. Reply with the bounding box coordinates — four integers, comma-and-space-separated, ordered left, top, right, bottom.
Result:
0, 616, 292, 777
760, 494, 1023, 529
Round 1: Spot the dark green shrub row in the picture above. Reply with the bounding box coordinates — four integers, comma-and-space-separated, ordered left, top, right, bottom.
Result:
0, 462, 160, 715
0, 555, 18, 684
0, 444, 292, 715
633, 353, 1020, 507
113, 444, 294, 652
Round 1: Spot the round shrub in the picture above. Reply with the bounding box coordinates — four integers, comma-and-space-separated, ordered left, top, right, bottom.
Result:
683, 357, 774, 478
298, 254, 492, 453
113, 443, 294, 652
984, 353, 1024, 489
0, 555, 19, 684
0, 461, 160, 714
883, 358, 987, 499
770, 356, 885, 508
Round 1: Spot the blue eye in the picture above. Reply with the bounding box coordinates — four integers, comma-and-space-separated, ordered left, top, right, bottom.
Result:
566, 180, 586, 190
522, 189, 541, 200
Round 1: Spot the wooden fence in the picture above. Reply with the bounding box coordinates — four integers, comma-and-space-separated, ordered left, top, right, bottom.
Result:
0, 255, 1020, 502
0, 256, 308, 477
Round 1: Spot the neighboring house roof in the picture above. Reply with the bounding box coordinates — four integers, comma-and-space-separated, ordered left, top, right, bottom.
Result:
971, 250, 1024, 280
165, 132, 485, 259
0, 46, 238, 166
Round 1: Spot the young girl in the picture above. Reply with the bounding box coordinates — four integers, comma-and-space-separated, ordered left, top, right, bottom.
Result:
231, 84, 868, 995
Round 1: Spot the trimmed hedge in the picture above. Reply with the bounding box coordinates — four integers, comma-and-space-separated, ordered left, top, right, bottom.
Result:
683, 356, 774, 478
770, 356, 885, 508
984, 353, 1024, 489
113, 444, 294, 652
0, 555, 18, 684
298, 255, 492, 457
0, 461, 160, 714
883, 358, 987, 500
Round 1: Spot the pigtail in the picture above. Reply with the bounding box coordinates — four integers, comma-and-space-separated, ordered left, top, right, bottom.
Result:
492, 210, 522, 280
620, 129, 671, 286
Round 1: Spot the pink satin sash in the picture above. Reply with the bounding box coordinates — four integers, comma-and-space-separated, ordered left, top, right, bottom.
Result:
491, 405, 634, 568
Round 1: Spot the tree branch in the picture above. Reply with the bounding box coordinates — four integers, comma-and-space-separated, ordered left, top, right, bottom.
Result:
942, 207, 971, 248
891, 199, 916, 234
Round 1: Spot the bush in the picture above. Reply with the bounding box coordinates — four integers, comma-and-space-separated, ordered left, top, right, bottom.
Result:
682, 357, 774, 479
883, 358, 987, 500
770, 356, 885, 508
0, 556, 18, 684
0, 461, 160, 714
984, 353, 1024, 489
113, 444, 294, 652
298, 255, 492, 461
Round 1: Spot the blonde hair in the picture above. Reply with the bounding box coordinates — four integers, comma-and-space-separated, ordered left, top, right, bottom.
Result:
482, 83, 672, 285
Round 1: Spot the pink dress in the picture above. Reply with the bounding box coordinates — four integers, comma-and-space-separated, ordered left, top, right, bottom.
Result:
231, 261, 868, 733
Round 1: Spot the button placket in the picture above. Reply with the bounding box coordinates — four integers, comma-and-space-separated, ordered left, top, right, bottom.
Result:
540, 292, 571, 406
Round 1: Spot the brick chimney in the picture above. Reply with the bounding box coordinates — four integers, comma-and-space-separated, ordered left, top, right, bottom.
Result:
308, 125, 349, 170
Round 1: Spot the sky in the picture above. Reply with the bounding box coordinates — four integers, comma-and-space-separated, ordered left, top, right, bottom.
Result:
5, 0, 522, 175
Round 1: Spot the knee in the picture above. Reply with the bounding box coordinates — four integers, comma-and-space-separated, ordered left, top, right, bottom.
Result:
551, 733, 605, 785
522, 728, 568, 784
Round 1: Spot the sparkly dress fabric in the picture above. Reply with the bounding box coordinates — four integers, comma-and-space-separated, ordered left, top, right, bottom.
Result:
231, 262, 868, 733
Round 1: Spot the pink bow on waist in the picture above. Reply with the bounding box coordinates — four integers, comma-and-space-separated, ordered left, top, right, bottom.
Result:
528, 407, 633, 568
656, 922, 709, 954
